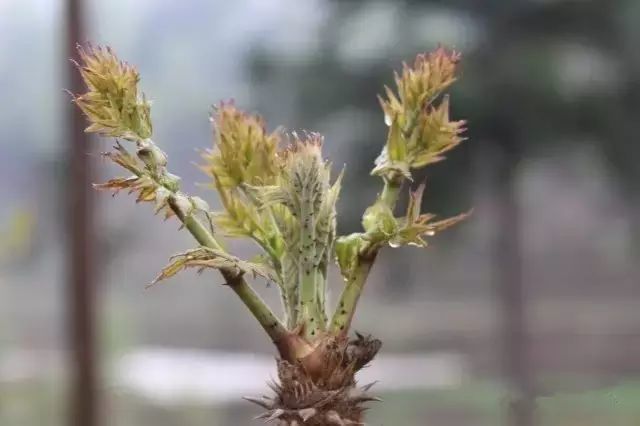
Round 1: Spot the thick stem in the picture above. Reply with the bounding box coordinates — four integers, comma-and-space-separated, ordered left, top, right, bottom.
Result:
299, 192, 325, 340
282, 263, 299, 330
168, 196, 287, 343
317, 267, 328, 325
329, 257, 375, 335
300, 268, 324, 340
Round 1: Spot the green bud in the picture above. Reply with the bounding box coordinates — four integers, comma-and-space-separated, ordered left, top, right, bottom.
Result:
137, 142, 168, 171
190, 196, 210, 212
172, 193, 193, 218
73, 44, 152, 141
374, 47, 465, 178
362, 201, 397, 239
160, 173, 181, 192
335, 233, 366, 280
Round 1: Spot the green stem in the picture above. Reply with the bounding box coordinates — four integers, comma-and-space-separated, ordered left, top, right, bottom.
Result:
300, 268, 324, 340
168, 196, 287, 342
316, 267, 328, 325
329, 257, 375, 335
278, 253, 298, 330
224, 271, 288, 343
176, 206, 224, 250
379, 177, 402, 207
299, 189, 325, 340
329, 177, 403, 336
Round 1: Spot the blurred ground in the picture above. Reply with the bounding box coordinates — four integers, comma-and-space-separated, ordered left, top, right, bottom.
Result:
3, 378, 640, 425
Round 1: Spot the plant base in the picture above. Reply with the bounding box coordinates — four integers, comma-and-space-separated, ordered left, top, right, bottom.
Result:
246, 333, 382, 425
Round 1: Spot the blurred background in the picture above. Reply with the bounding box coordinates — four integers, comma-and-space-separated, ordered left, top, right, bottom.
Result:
1, 0, 640, 425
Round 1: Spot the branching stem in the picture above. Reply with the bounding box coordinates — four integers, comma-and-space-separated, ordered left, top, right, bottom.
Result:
329, 177, 403, 335
167, 195, 287, 343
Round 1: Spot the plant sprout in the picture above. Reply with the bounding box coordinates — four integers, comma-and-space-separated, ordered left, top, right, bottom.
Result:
71, 44, 469, 425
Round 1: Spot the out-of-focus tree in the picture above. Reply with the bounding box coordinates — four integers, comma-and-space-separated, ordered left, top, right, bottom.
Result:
248, 0, 640, 229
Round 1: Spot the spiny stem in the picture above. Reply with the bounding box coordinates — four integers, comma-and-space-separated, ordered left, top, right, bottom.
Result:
316, 268, 328, 325
300, 268, 324, 339
300, 211, 325, 340
329, 257, 375, 335
298, 171, 325, 340
283, 268, 299, 330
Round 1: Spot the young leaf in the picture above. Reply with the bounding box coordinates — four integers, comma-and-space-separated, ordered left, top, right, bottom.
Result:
201, 102, 280, 190
149, 247, 277, 287
72, 45, 152, 141
335, 233, 367, 281
374, 47, 464, 180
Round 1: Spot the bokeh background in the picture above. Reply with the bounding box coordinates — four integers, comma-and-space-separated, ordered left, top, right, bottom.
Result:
1, 0, 640, 425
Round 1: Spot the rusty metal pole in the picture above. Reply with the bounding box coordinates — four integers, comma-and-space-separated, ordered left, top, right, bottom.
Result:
494, 139, 534, 426
65, 0, 99, 425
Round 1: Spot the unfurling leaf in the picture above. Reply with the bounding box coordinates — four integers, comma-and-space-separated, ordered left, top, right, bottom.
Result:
362, 201, 398, 241
389, 183, 471, 248
149, 247, 277, 287
102, 141, 144, 175
314, 167, 343, 266
93, 175, 156, 202
386, 119, 406, 163
358, 182, 470, 250
93, 176, 139, 193
72, 44, 152, 141
380, 47, 460, 124
201, 101, 280, 190
374, 47, 465, 180
335, 233, 366, 281
190, 196, 210, 212
409, 96, 466, 169
154, 187, 171, 213
211, 184, 269, 240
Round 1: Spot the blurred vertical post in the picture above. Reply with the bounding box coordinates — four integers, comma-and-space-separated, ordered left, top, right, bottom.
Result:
65, 0, 99, 425
495, 140, 534, 426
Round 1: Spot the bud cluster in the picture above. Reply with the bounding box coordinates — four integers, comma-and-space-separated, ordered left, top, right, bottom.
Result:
72, 46, 211, 227
72, 44, 470, 362
73, 44, 152, 141
201, 102, 280, 189
374, 47, 466, 179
